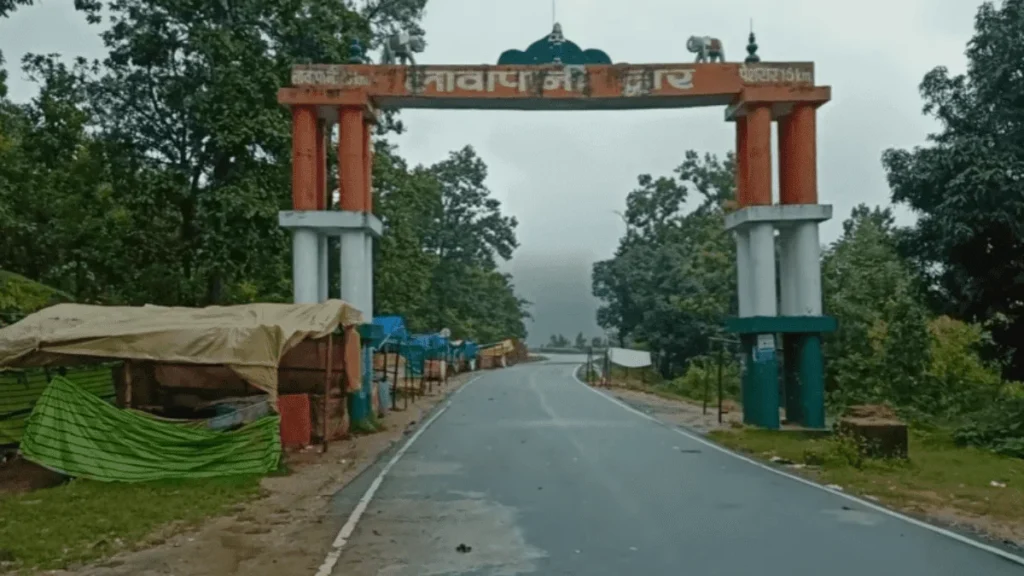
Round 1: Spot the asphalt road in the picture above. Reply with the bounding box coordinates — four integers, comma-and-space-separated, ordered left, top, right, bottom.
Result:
329, 358, 1024, 575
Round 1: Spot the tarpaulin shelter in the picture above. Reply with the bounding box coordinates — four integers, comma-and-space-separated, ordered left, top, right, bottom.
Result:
607, 347, 652, 368
479, 339, 514, 357
0, 300, 364, 406
372, 315, 409, 346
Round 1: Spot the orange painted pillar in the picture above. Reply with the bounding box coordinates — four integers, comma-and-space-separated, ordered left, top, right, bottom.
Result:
315, 120, 327, 210
338, 107, 365, 212
745, 105, 773, 206
735, 117, 749, 207
778, 105, 818, 204
291, 106, 318, 210
362, 121, 372, 214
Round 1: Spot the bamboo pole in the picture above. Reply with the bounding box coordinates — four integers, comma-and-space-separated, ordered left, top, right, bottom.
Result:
322, 332, 334, 453
123, 361, 133, 408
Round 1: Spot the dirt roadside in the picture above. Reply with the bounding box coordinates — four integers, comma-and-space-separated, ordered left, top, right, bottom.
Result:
600, 385, 741, 434
46, 374, 475, 576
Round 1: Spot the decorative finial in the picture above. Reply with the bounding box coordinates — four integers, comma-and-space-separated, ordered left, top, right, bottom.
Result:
745, 24, 760, 64
348, 38, 365, 64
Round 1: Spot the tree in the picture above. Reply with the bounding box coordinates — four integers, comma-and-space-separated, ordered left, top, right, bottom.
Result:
418, 145, 526, 339
574, 332, 587, 350
882, 0, 1024, 379
373, 142, 441, 331
821, 205, 932, 409
593, 150, 736, 376
0, 0, 529, 346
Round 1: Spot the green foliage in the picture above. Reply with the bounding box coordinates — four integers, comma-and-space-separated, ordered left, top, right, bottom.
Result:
0, 0, 528, 344
882, 0, 1024, 381
662, 354, 741, 403
0, 474, 262, 571
0, 270, 74, 324
593, 150, 736, 377
821, 205, 932, 410
547, 334, 570, 348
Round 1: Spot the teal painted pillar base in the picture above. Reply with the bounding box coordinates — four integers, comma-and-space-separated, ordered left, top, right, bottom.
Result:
347, 346, 374, 423
798, 334, 825, 429
742, 334, 781, 430
782, 335, 802, 424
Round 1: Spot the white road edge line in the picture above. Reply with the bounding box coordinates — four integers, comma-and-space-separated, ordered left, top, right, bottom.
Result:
570, 364, 1024, 567
313, 375, 482, 576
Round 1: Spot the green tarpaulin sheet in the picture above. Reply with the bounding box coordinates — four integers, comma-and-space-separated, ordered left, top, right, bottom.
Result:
20, 376, 281, 482
1, 365, 116, 445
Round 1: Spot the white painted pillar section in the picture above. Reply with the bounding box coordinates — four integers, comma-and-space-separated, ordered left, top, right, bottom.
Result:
317, 234, 329, 302
748, 222, 778, 317
292, 228, 319, 304
340, 230, 367, 316
792, 221, 823, 316
364, 235, 374, 319
778, 229, 799, 316
735, 230, 753, 318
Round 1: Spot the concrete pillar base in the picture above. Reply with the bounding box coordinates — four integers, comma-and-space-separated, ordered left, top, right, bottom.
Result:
291, 228, 319, 304
279, 210, 383, 316
725, 205, 833, 431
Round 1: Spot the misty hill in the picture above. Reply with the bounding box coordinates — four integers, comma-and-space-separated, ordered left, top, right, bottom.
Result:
503, 252, 604, 346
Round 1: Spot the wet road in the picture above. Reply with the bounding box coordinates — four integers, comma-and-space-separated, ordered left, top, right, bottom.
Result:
328, 358, 1024, 575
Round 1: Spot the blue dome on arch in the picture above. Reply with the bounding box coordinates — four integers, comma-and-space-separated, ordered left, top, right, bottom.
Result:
497, 23, 612, 66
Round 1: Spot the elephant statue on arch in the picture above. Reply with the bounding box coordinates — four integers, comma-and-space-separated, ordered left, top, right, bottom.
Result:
381, 31, 426, 66
687, 36, 725, 63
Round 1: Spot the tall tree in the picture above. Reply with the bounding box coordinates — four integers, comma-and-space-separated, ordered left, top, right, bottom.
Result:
821, 205, 932, 409
882, 0, 1024, 379
593, 151, 736, 375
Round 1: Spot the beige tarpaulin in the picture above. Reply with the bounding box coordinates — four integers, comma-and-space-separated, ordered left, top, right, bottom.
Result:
478, 340, 514, 357
0, 300, 363, 401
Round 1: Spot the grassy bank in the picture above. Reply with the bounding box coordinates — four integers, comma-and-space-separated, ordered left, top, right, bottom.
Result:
0, 475, 263, 571
710, 427, 1024, 538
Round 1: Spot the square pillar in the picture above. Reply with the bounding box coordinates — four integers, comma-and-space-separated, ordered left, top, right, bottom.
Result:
363, 120, 374, 319
735, 116, 749, 207
744, 105, 773, 206
291, 228, 319, 303
291, 106, 318, 211
338, 106, 368, 316
778, 105, 818, 205
735, 230, 752, 318
315, 120, 327, 210
317, 234, 329, 302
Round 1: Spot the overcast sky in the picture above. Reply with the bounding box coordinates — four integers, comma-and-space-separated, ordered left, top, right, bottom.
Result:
0, 0, 984, 343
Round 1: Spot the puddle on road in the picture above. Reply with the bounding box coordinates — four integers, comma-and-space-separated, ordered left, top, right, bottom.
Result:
337, 495, 547, 576
822, 507, 885, 527
388, 460, 464, 477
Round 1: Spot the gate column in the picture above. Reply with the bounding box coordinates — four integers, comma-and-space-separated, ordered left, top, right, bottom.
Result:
278, 91, 382, 319
289, 105, 320, 304
725, 86, 833, 430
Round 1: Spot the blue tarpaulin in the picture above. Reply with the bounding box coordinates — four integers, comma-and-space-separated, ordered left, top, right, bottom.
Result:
372, 316, 408, 343
410, 333, 449, 360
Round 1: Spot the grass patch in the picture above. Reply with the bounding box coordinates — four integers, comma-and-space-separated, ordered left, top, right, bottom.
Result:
0, 475, 263, 571
710, 427, 1024, 524
350, 415, 383, 435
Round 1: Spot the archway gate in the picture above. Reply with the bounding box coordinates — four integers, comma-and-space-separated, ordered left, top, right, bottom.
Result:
277, 26, 836, 430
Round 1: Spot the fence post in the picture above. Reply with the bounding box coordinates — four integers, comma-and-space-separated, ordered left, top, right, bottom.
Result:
717, 342, 725, 424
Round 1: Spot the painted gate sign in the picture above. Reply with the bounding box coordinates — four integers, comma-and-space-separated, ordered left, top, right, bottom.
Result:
739, 64, 813, 85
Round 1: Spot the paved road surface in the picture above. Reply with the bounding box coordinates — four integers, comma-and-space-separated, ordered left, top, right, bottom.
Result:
329, 358, 1024, 575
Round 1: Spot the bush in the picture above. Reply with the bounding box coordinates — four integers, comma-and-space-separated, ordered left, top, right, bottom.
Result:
920, 316, 1003, 417
0, 270, 74, 325
953, 395, 1024, 458
663, 355, 740, 402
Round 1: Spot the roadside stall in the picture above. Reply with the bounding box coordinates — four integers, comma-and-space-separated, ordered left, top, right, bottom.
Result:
0, 300, 363, 481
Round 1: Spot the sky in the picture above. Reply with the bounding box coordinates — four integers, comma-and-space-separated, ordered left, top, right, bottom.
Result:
0, 0, 985, 344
